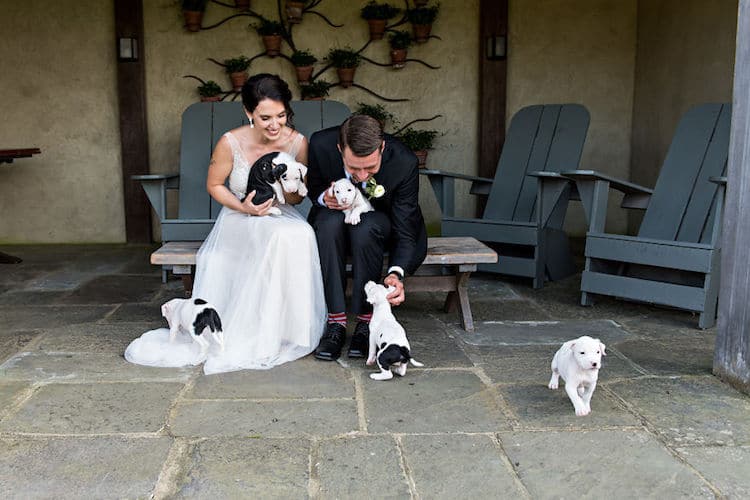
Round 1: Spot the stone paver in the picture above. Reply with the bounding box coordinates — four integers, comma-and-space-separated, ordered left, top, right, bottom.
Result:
364, 370, 508, 433
612, 337, 715, 376
0, 305, 114, 330
175, 438, 310, 498
400, 434, 526, 498
500, 430, 714, 499
609, 376, 750, 446
676, 445, 750, 498
500, 383, 641, 429
317, 436, 411, 499
170, 399, 358, 438
0, 352, 194, 383
0, 331, 39, 363
0, 382, 182, 434
455, 319, 634, 346
188, 357, 354, 399
0, 437, 172, 500
31, 322, 159, 354
58, 275, 163, 304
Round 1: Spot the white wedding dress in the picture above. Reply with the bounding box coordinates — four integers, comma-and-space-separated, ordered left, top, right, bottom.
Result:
125, 131, 326, 374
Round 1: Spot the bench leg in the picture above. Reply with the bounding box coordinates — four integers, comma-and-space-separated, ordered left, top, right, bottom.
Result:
181, 275, 194, 298
443, 291, 458, 313
456, 271, 474, 332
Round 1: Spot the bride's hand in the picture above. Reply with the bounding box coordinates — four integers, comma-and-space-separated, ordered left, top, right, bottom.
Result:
242, 191, 274, 216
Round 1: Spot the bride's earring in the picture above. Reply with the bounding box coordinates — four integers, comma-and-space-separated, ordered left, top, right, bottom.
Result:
249, 118, 254, 128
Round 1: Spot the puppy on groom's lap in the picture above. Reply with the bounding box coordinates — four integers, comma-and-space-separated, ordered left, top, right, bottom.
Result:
307, 115, 428, 361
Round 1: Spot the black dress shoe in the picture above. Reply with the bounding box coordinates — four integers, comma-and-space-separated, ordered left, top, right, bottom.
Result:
314, 323, 346, 361
347, 321, 370, 358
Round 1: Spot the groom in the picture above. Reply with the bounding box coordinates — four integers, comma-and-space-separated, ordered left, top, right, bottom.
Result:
307, 114, 427, 361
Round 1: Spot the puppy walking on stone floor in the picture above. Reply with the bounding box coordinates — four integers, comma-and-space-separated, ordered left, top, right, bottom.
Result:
364, 281, 423, 380
548, 335, 606, 416
161, 298, 225, 356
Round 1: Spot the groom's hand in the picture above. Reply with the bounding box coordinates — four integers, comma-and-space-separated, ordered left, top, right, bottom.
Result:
384, 273, 405, 306
323, 182, 352, 211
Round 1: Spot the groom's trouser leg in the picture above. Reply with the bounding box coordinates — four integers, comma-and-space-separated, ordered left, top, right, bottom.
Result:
310, 208, 348, 314
349, 211, 391, 315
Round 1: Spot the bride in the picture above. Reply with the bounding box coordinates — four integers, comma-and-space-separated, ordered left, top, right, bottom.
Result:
126, 74, 326, 374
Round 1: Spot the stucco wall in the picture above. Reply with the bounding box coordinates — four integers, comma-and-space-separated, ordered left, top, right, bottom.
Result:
144, 0, 479, 237
507, 0, 638, 235
0, 0, 124, 243
630, 0, 737, 232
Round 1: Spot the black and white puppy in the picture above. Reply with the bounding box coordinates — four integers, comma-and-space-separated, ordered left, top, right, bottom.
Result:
161, 298, 224, 355
241, 151, 288, 214
364, 281, 424, 380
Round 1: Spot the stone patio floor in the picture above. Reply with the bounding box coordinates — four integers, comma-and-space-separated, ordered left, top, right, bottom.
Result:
0, 244, 748, 499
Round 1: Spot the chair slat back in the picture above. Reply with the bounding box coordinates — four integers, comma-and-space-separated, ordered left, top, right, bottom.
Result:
638, 103, 731, 242
483, 104, 589, 222
177, 100, 350, 221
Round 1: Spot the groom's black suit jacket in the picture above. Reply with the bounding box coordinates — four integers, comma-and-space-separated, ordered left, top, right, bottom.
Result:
307, 126, 428, 275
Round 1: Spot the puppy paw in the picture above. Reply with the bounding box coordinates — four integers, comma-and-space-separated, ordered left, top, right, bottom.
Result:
370, 371, 394, 381
268, 207, 282, 215
548, 381, 558, 389
350, 214, 361, 225
575, 407, 590, 417
366, 358, 375, 365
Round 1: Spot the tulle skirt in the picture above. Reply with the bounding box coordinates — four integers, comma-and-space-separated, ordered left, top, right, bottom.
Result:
125, 204, 326, 374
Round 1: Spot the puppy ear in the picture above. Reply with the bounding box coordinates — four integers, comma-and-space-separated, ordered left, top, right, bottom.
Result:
298, 163, 307, 177
599, 341, 607, 356
272, 163, 287, 179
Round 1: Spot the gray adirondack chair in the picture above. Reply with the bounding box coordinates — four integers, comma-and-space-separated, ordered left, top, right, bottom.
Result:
133, 100, 351, 242
563, 103, 731, 329
422, 104, 590, 288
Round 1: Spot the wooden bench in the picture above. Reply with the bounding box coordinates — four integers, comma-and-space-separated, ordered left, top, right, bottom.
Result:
151, 236, 498, 332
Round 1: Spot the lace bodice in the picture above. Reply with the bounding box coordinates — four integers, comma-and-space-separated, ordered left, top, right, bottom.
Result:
225, 131, 305, 199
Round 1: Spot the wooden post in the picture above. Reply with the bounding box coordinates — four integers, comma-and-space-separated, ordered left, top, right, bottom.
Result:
115, 0, 152, 243
477, 0, 508, 216
714, 0, 750, 394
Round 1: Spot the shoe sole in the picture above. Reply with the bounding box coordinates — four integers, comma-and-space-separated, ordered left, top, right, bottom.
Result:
347, 351, 365, 358
314, 352, 339, 361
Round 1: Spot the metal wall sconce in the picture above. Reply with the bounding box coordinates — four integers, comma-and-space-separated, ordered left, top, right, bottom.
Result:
486, 35, 506, 61
118, 37, 138, 62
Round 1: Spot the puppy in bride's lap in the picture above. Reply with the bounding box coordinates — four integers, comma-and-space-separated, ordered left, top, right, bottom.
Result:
125, 74, 326, 374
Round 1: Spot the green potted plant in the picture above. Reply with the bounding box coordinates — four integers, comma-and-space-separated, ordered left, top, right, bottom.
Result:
198, 80, 222, 102
181, 0, 208, 32
223, 55, 251, 91
355, 102, 396, 129
285, 0, 308, 24
398, 128, 438, 167
407, 3, 439, 43
326, 47, 361, 88
253, 18, 284, 56
388, 30, 412, 69
290, 49, 318, 85
300, 79, 331, 100
360, 1, 400, 41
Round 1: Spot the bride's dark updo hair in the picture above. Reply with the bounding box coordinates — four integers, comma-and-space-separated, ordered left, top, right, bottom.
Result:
241, 73, 294, 126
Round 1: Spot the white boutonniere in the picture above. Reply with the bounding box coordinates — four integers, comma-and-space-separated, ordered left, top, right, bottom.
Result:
365, 177, 386, 199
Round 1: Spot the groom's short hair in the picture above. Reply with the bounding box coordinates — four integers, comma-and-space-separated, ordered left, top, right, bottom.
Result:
338, 115, 384, 157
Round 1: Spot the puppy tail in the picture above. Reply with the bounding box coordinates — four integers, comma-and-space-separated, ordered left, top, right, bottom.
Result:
409, 358, 424, 367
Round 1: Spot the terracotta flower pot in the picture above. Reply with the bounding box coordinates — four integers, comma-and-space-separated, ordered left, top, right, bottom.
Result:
229, 71, 248, 92
336, 67, 356, 88
262, 35, 282, 57
286, 1, 305, 23
390, 48, 407, 69
367, 19, 387, 40
412, 23, 432, 43
200, 95, 222, 102
295, 65, 314, 85
413, 149, 428, 168
183, 10, 203, 32
235, 0, 250, 9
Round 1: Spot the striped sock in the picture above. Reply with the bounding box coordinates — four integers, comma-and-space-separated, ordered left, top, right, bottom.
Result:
328, 312, 347, 326
356, 313, 372, 323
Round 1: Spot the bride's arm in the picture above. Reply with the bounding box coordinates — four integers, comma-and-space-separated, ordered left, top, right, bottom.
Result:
283, 135, 310, 205
207, 136, 274, 215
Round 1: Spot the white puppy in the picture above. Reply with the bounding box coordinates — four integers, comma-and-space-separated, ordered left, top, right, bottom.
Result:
274, 151, 308, 198
364, 281, 423, 380
548, 335, 606, 416
161, 298, 225, 355
329, 178, 373, 225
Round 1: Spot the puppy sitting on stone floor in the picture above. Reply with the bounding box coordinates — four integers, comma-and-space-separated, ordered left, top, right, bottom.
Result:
548, 335, 606, 416
364, 281, 423, 380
